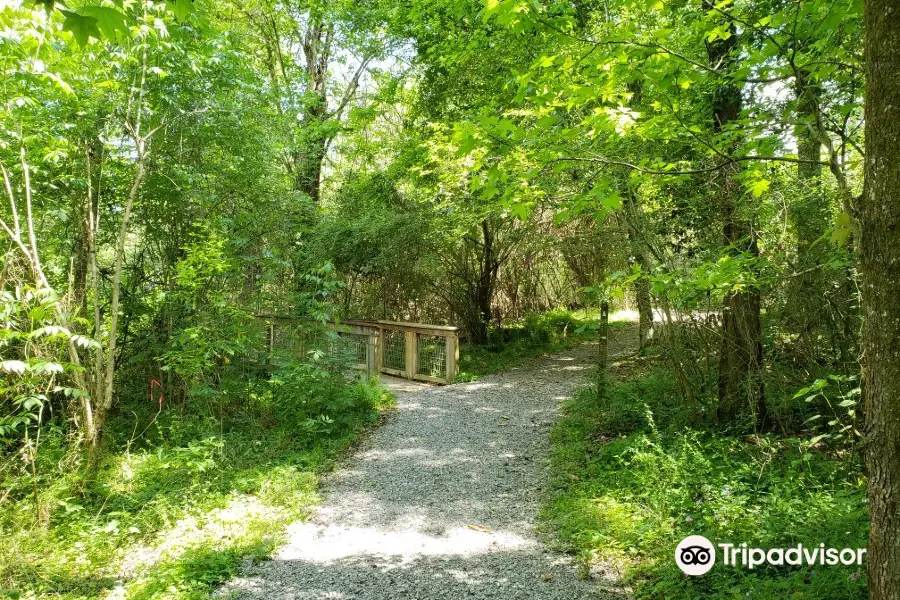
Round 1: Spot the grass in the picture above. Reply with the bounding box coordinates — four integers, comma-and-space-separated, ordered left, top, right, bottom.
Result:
0, 376, 394, 600
544, 355, 868, 599
456, 308, 631, 382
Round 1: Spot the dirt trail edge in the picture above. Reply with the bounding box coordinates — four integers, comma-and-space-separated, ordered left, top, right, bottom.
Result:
220, 328, 635, 600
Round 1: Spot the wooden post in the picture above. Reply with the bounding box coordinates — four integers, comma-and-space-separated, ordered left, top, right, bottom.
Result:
404, 331, 417, 378
377, 326, 385, 374
368, 329, 378, 378
445, 333, 458, 383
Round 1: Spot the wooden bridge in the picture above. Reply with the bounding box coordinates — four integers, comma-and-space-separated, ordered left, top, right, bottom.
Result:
265, 318, 459, 385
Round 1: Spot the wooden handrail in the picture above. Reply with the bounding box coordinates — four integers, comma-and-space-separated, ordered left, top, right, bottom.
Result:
375, 320, 459, 335
259, 315, 460, 384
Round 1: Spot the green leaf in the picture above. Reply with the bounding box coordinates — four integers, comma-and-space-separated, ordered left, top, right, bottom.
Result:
80, 6, 129, 41
808, 434, 829, 446
28, 325, 71, 339
32, 361, 65, 375
39, 72, 74, 95
602, 191, 623, 210
484, 0, 502, 21
60, 10, 101, 46
750, 178, 770, 198
831, 211, 853, 245
1, 360, 27, 375
23, 0, 59, 11
452, 124, 479, 155
71, 334, 101, 349
171, 0, 194, 22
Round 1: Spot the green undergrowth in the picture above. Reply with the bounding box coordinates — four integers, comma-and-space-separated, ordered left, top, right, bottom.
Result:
545, 358, 867, 599
456, 308, 629, 382
0, 375, 394, 600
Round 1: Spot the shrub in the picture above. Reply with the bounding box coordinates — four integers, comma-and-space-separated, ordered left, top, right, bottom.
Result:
546, 364, 867, 599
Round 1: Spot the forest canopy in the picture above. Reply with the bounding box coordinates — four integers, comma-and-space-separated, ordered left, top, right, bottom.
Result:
1, 0, 898, 599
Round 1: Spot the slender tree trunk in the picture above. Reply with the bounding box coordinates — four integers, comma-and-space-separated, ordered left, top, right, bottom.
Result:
467, 219, 498, 344
623, 192, 654, 352
71, 209, 89, 312
789, 70, 830, 354
795, 71, 824, 183
89, 152, 145, 457
596, 300, 609, 400
635, 275, 652, 349
624, 82, 654, 352
72, 141, 102, 316
705, 4, 768, 430
87, 38, 153, 458
861, 1, 900, 597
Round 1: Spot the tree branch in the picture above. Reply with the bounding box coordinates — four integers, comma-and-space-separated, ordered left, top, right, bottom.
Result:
554, 153, 829, 176
328, 55, 373, 120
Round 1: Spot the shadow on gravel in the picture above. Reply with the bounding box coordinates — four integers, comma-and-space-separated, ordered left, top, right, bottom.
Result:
220, 342, 632, 600
225, 550, 629, 600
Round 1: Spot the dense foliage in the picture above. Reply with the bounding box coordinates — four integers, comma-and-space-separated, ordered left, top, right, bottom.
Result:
547, 352, 866, 599
1, 0, 897, 597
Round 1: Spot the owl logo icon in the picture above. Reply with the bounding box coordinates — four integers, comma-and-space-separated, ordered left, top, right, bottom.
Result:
675, 535, 716, 575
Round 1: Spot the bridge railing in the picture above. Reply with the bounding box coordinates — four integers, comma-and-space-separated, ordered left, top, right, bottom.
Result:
374, 321, 459, 385
263, 317, 459, 384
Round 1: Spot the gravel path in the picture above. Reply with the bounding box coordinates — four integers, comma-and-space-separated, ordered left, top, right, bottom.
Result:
221, 336, 632, 600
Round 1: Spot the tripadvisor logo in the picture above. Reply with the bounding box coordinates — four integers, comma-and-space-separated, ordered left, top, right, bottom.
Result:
676, 535, 716, 575
675, 535, 867, 575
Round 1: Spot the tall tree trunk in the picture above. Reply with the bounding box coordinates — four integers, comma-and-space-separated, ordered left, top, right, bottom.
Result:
717, 193, 766, 428
624, 82, 654, 352
471, 219, 498, 344
71, 206, 89, 312
861, 1, 900, 597
293, 135, 327, 201
634, 270, 653, 349
293, 18, 332, 202
89, 144, 146, 458
623, 190, 654, 352
86, 38, 153, 458
72, 140, 102, 316
789, 70, 830, 354
795, 71, 823, 183
705, 4, 768, 430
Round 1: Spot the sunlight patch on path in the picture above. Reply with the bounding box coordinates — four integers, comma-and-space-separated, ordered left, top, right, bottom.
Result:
220, 340, 635, 600
277, 523, 534, 565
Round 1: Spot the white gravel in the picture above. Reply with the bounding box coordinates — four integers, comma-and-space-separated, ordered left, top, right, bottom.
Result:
220, 342, 627, 600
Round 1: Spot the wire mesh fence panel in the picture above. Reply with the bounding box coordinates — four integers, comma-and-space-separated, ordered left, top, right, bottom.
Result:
416, 335, 447, 378
267, 322, 308, 359
271, 322, 293, 352
334, 332, 369, 369
383, 329, 406, 371
258, 318, 457, 383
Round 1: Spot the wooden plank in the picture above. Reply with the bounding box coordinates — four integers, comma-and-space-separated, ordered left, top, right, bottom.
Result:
405, 330, 417, 378
445, 334, 458, 383
376, 320, 459, 335
367, 329, 378, 377
253, 317, 462, 384
411, 373, 449, 384
327, 322, 379, 336
377, 327, 385, 373
337, 318, 380, 328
